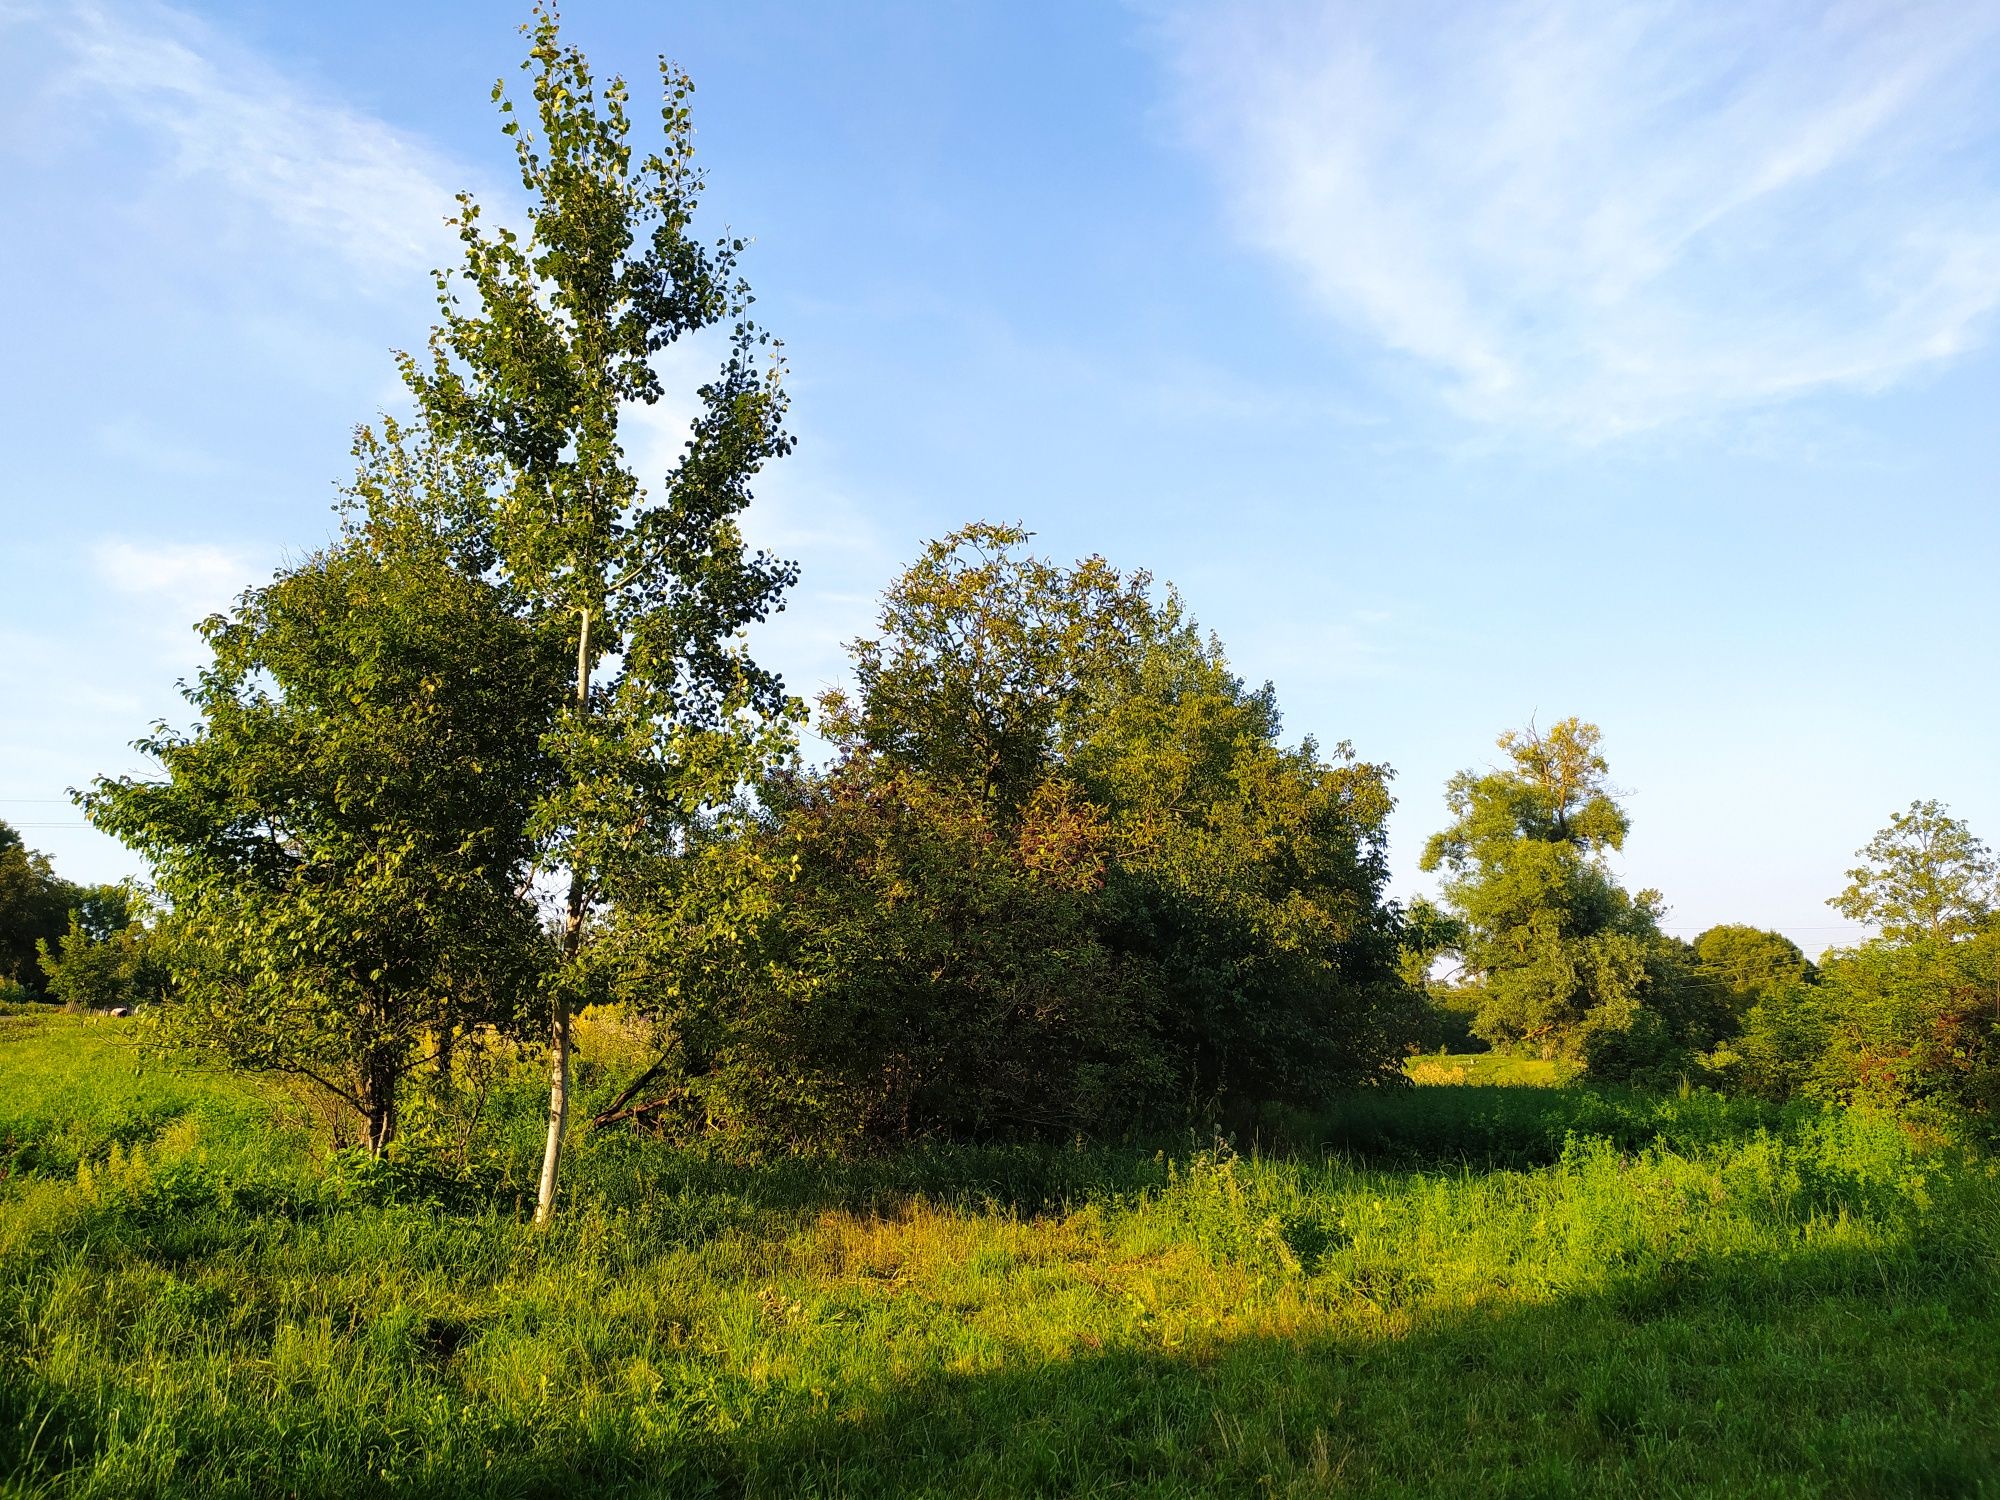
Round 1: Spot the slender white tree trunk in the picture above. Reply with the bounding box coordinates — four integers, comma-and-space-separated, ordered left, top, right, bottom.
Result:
533, 607, 593, 1227
533, 991, 570, 1224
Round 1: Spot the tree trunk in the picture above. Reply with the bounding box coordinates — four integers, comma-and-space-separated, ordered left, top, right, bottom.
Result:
534, 605, 593, 1227
363, 1058, 398, 1156
533, 989, 570, 1223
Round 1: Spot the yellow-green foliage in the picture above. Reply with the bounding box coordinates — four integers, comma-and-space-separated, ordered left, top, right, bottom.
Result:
1403, 1051, 1575, 1087
5, 1014, 2000, 1497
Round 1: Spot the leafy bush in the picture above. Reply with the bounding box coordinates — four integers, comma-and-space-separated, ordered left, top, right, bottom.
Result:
1720, 928, 2000, 1138
617, 526, 1414, 1149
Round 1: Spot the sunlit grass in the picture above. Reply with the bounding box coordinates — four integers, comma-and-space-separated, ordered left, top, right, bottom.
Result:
1403, 1050, 1575, 1087
4, 1015, 1998, 1497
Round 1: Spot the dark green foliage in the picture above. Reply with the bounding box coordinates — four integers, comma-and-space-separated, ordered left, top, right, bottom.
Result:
1395, 898, 1486, 1051
1713, 810, 2000, 1132
1076, 618, 1409, 1112
628, 525, 1411, 1147
1405, 989, 1486, 1052
1584, 935, 1745, 1084
1301, 1079, 1799, 1167
1577, 1000, 1686, 1086
84, 541, 564, 1151
640, 763, 1160, 1145
1729, 927, 2000, 1133
0, 820, 81, 993
35, 901, 166, 1014
1693, 923, 1815, 1003
1724, 977, 1841, 1102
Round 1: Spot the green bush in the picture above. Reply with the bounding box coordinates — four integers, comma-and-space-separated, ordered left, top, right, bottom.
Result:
1719, 929, 2000, 1139
619, 526, 1413, 1149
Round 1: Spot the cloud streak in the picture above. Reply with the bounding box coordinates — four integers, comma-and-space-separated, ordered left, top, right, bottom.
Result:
92, 538, 257, 624
1155, 0, 2000, 436
8, 0, 471, 290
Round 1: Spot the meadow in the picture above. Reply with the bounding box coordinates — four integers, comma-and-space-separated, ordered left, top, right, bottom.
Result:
5, 1011, 2000, 1499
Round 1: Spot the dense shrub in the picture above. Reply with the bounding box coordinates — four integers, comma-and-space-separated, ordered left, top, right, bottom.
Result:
613, 526, 1413, 1147
641, 764, 1162, 1145
1710, 927, 2000, 1142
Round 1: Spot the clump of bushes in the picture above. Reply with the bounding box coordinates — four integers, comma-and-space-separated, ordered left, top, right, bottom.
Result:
1717, 928, 2000, 1132
609, 525, 1414, 1149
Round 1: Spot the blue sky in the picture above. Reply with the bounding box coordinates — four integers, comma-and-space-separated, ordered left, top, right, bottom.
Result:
4, 0, 1998, 956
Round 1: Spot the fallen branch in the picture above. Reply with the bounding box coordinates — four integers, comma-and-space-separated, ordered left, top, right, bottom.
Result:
588, 1047, 674, 1130
591, 1096, 676, 1130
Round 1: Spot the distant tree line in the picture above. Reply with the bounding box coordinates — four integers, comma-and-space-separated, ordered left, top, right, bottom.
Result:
1407, 723, 2000, 1124
0, 821, 159, 1012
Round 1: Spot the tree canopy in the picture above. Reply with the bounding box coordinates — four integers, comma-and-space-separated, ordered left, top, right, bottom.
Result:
1419, 718, 1669, 1058
0, 823, 79, 992
1726, 806, 2000, 1126
36, 888, 164, 1015
613, 524, 1411, 1146
87, 538, 562, 1151
1692, 924, 1814, 1004
1830, 800, 1994, 944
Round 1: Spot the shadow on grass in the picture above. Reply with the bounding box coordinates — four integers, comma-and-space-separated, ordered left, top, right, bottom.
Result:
1282, 1083, 1801, 1171
558, 1083, 1806, 1224
711, 1234, 1999, 1500
9, 1237, 1998, 1500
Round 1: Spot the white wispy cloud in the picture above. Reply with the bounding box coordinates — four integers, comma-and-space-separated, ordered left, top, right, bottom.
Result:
7, 0, 470, 289
1154, 0, 2000, 436
92, 539, 257, 621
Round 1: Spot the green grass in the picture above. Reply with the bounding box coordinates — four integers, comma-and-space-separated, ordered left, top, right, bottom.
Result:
0, 1012, 276, 1181
4, 1021, 2000, 1497
1403, 1050, 1574, 1087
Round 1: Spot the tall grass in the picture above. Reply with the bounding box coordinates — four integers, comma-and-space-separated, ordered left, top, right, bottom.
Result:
4, 1014, 1999, 1497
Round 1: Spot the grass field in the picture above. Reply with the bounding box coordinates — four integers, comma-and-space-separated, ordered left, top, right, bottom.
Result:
1401, 1051, 1575, 1088
5, 1012, 1999, 1498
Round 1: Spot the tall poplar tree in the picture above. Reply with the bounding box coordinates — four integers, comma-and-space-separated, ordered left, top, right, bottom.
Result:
382, 11, 797, 1220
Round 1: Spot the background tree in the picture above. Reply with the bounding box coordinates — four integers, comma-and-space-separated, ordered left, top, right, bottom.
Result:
34, 885, 165, 1013
1395, 898, 1483, 1052
387, 10, 798, 1220
1420, 718, 1674, 1061
0, 821, 79, 993
1830, 800, 1994, 943
1693, 924, 1814, 1005
1729, 929, 2000, 1130
86, 538, 562, 1152
1726, 828, 2000, 1125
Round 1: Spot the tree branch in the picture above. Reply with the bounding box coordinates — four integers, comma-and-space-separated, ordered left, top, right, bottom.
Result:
588, 1040, 676, 1129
